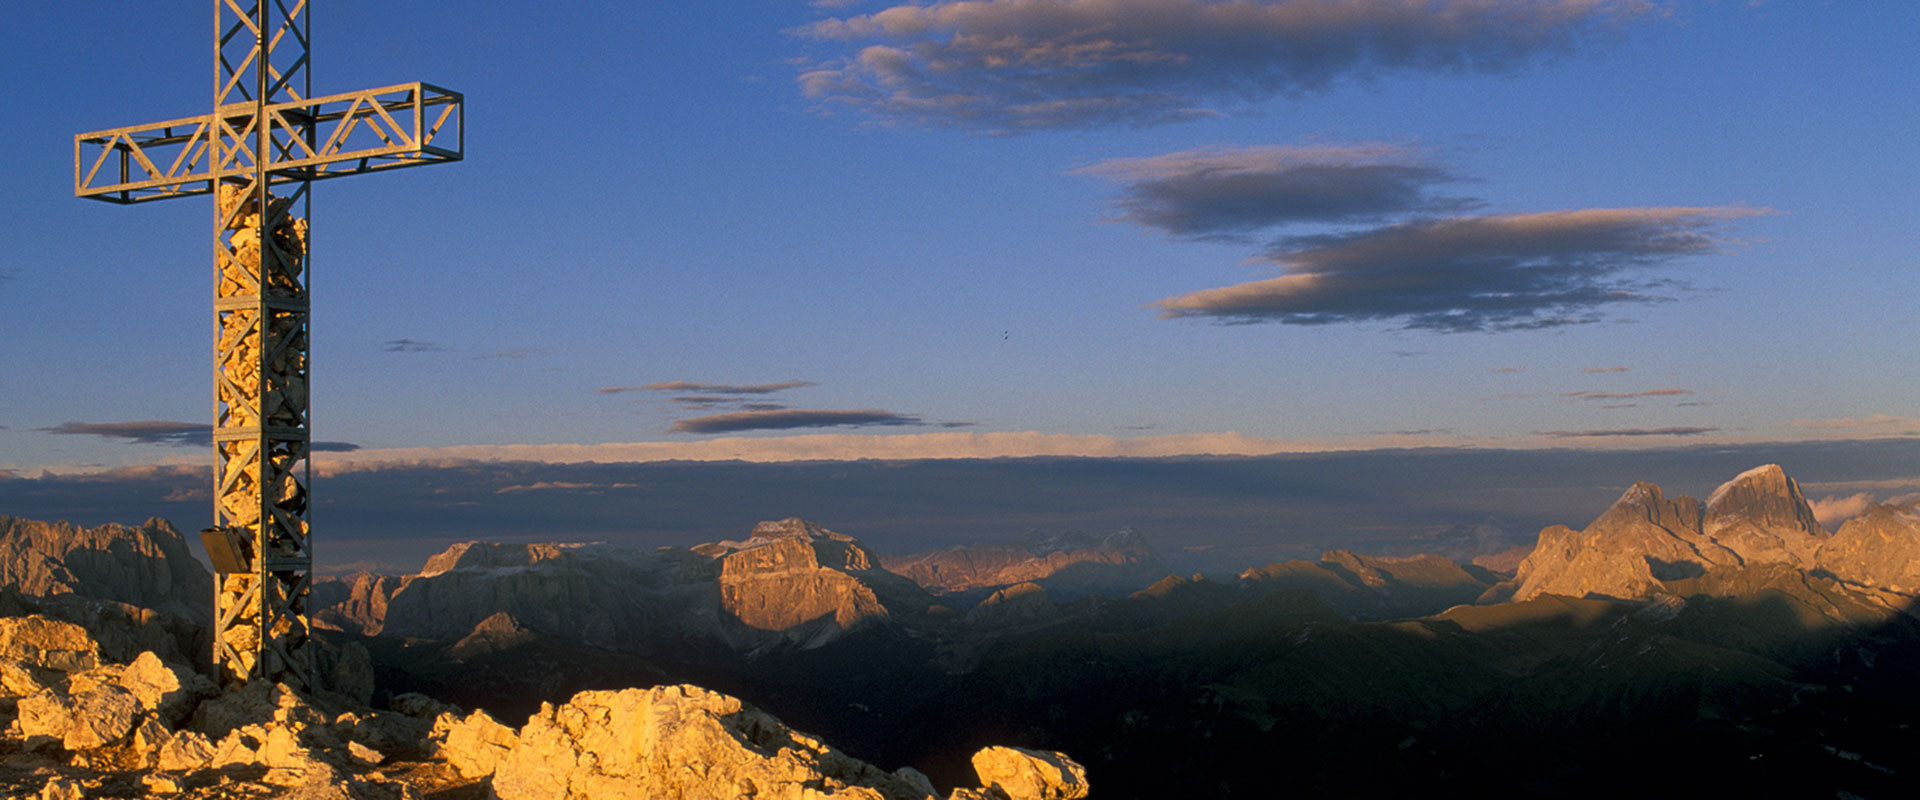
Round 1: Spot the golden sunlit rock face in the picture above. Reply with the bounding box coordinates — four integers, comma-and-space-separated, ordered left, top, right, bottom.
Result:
211, 183, 313, 686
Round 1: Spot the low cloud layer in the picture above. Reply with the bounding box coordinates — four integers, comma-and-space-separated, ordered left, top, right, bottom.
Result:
671, 409, 925, 434
794, 0, 1653, 131
1153, 207, 1766, 332
1562, 388, 1692, 401
11, 438, 1920, 577
1539, 426, 1719, 438
1078, 144, 1476, 239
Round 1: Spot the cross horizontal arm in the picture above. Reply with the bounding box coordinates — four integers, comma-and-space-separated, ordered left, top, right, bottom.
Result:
76, 82, 462, 204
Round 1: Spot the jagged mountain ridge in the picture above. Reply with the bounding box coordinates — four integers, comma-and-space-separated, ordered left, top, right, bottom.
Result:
322, 517, 936, 660
881, 527, 1169, 600
1501, 464, 1905, 604
0, 516, 213, 625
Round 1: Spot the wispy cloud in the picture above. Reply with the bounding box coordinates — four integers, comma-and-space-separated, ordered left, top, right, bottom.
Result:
1788, 414, 1920, 434
39, 420, 355, 451
794, 0, 1654, 132
43, 421, 208, 446
1538, 426, 1719, 438
1490, 366, 1524, 374
495, 481, 638, 495
671, 409, 925, 434
1562, 387, 1692, 401
383, 339, 443, 353
1078, 144, 1477, 239
475, 347, 547, 360
1581, 365, 1630, 373
1152, 207, 1767, 332
598, 380, 815, 395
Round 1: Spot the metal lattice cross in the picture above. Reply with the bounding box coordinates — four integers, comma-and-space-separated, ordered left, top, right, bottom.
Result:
73, 1, 464, 688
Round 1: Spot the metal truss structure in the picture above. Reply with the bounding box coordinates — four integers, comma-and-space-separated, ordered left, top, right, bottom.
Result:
72, 1, 463, 688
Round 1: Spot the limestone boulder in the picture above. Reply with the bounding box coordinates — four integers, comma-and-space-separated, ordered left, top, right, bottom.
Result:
969, 747, 1089, 800
490, 684, 940, 800
68, 651, 213, 726
16, 683, 139, 749
431, 707, 518, 779
0, 616, 99, 673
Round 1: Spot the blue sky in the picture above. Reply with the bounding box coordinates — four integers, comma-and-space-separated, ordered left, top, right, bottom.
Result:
2, 2, 1917, 556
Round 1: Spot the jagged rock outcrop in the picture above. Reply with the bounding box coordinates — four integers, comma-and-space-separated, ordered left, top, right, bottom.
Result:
312, 572, 398, 636
884, 528, 1168, 600
0, 517, 213, 624
1817, 499, 1920, 594
964, 582, 1055, 627
708, 518, 934, 652
364, 518, 932, 658
1238, 550, 1493, 619
488, 684, 1086, 800
1703, 464, 1828, 566
1508, 465, 1844, 603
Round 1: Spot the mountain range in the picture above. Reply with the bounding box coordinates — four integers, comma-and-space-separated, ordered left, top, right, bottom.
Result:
5, 463, 1920, 796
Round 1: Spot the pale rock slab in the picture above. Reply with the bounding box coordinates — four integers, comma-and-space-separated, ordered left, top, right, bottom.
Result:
491, 684, 939, 800
969, 747, 1089, 800
431, 708, 517, 779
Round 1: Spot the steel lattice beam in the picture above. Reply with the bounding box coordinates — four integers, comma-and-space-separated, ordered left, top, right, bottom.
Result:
75, 83, 463, 204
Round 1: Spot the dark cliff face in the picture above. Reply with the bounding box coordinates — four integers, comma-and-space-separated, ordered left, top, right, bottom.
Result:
0, 516, 214, 625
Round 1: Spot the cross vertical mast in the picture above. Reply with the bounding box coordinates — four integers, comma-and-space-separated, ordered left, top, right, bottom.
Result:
210, 0, 314, 688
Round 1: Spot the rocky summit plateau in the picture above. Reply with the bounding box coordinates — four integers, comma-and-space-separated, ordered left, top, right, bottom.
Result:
6, 463, 1920, 797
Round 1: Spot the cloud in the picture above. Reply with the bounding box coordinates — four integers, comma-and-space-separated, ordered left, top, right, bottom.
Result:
1581, 365, 1630, 373
1490, 366, 1524, 373
43, 421, 209, 447
1562, 387, 1692, 401
1078, 144, 1478, 239
671, 409, 925, 434
39, 420, 356, 452
1788, 414, 1920, 434
1808, 492, 1877, 528
475, 347, 546, 360
383, 339, 442, 353
794, 0, 1654, 131
1538, 426, 1719, 438
599, 380, 815, 395
495, 481, 639, 495
1152, 207, 1767, 332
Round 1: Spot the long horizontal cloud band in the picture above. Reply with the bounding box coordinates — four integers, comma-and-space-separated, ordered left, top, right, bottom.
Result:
795, 0, 1655, 131
671, 409, 924, 434
1152, 207, 1768, 331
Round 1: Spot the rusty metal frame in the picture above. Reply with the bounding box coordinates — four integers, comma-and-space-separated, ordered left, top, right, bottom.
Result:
71, 0, 463, 689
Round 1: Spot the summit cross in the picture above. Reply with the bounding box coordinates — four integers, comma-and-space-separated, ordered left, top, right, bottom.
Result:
72, 1, 465, 688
